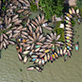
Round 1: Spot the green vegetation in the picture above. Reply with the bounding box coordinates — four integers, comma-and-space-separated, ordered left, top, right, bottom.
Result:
55, 28, 65, 42
39, 0, 64, 20
30, 3, 37, 12
76, 0, 82, 9
71, 19, 75, 27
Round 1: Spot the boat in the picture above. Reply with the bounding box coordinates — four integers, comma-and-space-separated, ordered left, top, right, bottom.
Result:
60, 47, 63, 56
75, 41, 79, 51
39, 37, 45, 42
64, 52, 68, 61
18, 53, 22, 61
69, 8, 72, 14
54, 52, 58, 59
27, 66, 35, 71
44, 55, 47, 63
35, 65, 42, 72
47, 35, 52, 40
67, 50, 71, 57
65, 19, 71, 24
31, 23, 36, 29
63, 47, 67, 55
40, 53, 45, 58
50, 54, 53, 63
65, 24, 72, 27
35, 18, 39, 25
65, 12, 72, 18
41, 58, 45, 66
52, 53, 55, 60
23, 50, 29, 55
47, 53, 50, 62
76, 9, 79, 15
72, 8, 75, 14
38, 59, 42, 66
57, 48, 60, 56
23, 56, 28, 64
65, 16, 71, 21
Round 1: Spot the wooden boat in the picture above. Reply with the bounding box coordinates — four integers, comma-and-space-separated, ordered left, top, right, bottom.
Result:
43, 26, 52, 31
63, 47, 67, 55
56, 34, 61, 41
65, 27, 72, 31
47, 35, 52, 40
54, 52, 58, 59
65, 12, 72, 18
14, 20, 22, 25
35, 48, 40, 52
76, 9, 79, 14
65, 19, 71, 24
36, 42, 43, 46
31, 43, 34, 50
18, 53, 22, 61
23, 10, 30, 15
65, 16, 71, 21
3, 41, 7, 49
28, 35, 34, 41
52, 53, 55, 60
64, 52, 68, 61
57, 48, 60, 56
31, 23, 36, 29
9, 41, 15, 45
38, 34, 43, 40
36, 33, 40, 39
65, 24, 72, 27
52, 45, 55, 51
44, 55, 47, 63
3, 34, 8, 39
4, 39, 9, 45
7, 17, 11, 25
28, 24, 33, 33
47, 53, 50, 62
0, 42, 3, 50
72, 8, 75, 14
35, 65, 42, 72
35, 18, 39, 25
0, 34, 3, 42
23, 51, 29, 55
41, 58, 45, 66
39, 37, 45, 42
36, 26, 40, 33
23, 56, 28, 64
69, 8, 72, 14
67, 50, 71, 57
27, 66, 35, 71
6, 24, 12, 29
31, 20, 37, 26
39, 49, 45, 52
17, 9, 24, 13
75, 41, 79, 51
40, 53, 45, 58
12, 15, 18, 20
60, 47, 63, 56
38, 59, 42, 65
38, 15, 41, 24
65, 31, 73, 34
50, 54, 53, 63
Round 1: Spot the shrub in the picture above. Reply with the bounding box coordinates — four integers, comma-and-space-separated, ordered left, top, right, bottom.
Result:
71, 19, 75, 27
30, 3, 37, 12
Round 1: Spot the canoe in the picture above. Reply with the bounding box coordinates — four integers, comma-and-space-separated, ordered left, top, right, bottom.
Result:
44, 55, 47, 63
34, 59, 39, 63
23, 51, 29, 55
35, 48, 40, 52
27, 66, 35, 71
39, 37, 45, 42
28, 24, 33, 33
54, 52, 58, 59
60, 47, 63, 56
31, 20, 37, 26
69, 8, 72, 14
29, 50, 34, 55
76, 9, 79, 14
9, 41, 15, 45
64, 52, 68, 61
65, 16, 71, 21
43, 26, 52, 31
40, 53, 45, 58
31, 23, 36, 29
38, 59, 42, 65
41, 58, 45, 66
36, 42, 43, 45
57, 48, 60, 56
18, 53, 22, 61
12, 15, 18, 20
35, 18, 39, 25
65, 19, 71, 24
67, 50, 71, 57
47, 35, 52, 40
65, 31, 73, 34
72, 8, 75, 14
47, 53, 50, 61
52, 53, 55, 60
17, 9, 24, 13
23, 56, 28, 64
50, 55, 53, 63
31, 43, 34, 50
65, 27, 72, 31
65, 24, 72, 27
52, 45, 55, 51
65, 13, 72, 18
36, 26, 40, 33
75, 42, 79, 51
35, 66, 42, 72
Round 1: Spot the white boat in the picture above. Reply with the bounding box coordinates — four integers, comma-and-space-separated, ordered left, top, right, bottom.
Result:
23, 56, 28, 64
18, 53, 22, 61
27, 66, 35, 71
65, 16, 71, 21
76, 9, 79, 14
23, 51, 29, 55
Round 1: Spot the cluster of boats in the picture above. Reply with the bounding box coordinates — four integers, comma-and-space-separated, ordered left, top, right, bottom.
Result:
0, 1, 81, 72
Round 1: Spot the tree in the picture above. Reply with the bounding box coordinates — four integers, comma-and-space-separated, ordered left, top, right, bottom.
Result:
76, 0, 82, 9
39, 0, 64, 20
